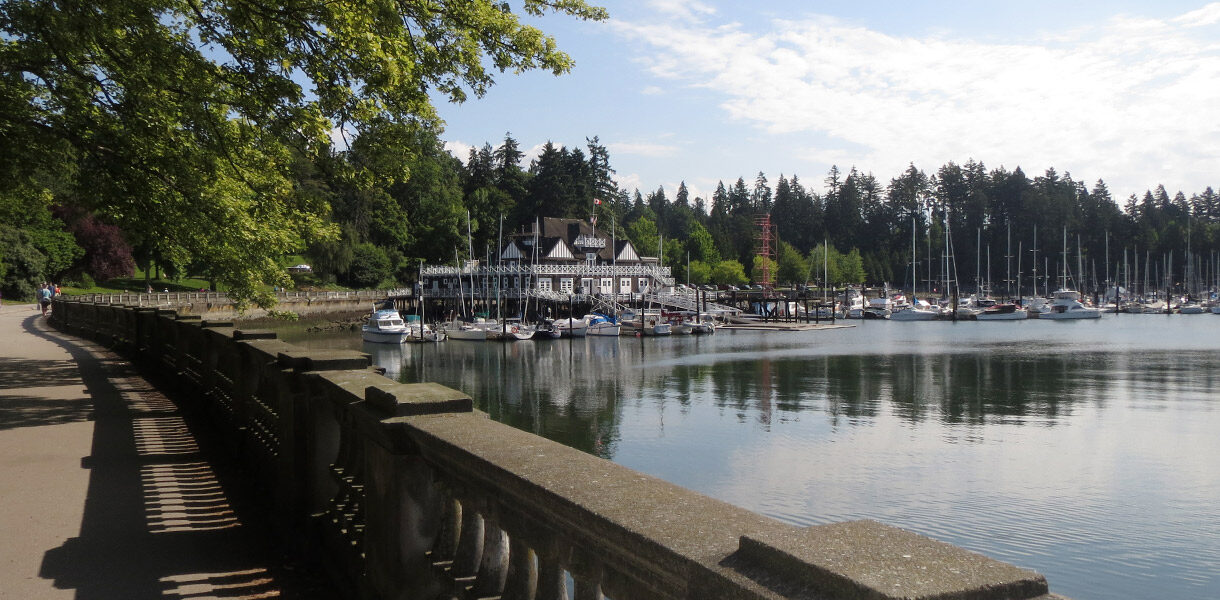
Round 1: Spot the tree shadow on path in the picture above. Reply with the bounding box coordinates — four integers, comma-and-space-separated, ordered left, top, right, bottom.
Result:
24, 316, 332, 599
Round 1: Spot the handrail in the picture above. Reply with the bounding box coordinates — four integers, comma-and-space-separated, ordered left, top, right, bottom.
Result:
45, 295, 1063, 600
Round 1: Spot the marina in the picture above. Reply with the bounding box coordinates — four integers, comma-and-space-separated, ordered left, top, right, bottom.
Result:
278, 313, 1220, 600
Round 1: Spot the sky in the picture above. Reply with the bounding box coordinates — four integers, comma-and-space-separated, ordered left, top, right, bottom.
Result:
434, 1, 1220, 205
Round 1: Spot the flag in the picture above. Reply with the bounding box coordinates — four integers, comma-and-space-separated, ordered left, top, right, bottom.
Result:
591, 216, 597, 225
594, 198, 601, 205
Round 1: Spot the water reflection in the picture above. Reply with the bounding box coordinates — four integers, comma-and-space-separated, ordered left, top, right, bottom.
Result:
276, 318, 1220, 600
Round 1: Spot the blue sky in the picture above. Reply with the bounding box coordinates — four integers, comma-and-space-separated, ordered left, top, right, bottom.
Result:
433, 1, 1220, 204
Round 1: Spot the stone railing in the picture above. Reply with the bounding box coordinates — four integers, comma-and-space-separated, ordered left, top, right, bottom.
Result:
69, 289, 407, 318
48, 296, 1066, 600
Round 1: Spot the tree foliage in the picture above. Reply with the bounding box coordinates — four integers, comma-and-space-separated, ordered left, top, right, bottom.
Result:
1, 0, 606, 306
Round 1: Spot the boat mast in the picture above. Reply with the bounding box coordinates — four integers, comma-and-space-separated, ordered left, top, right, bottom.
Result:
1006, 221, 1012, 301
1030, 224, 1039, 298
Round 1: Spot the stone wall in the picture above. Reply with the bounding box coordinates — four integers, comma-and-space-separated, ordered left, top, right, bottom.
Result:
70, 290, 404, 319
48, 296, 1066, 600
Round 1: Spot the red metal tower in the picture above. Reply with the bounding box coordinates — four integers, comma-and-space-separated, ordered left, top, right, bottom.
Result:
755, 214, 776, 289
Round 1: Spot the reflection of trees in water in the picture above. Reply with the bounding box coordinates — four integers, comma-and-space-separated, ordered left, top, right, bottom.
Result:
300, 321, 1220, 457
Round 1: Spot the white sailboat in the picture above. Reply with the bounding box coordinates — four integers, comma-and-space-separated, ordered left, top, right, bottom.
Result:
892, 217, 940, 321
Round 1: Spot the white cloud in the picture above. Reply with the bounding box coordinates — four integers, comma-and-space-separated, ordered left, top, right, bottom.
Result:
641, 85, 665, 95
443, 140, 475, 164
614, 5, 1220, 196
647, 0, 717, 21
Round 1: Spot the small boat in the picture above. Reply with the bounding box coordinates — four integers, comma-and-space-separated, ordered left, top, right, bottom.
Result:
536, 320, 564, 339
620, 309, 672, 336
1038, 289, 1102, 320
362, 307, 412, 344
554, 315, 589, 337
862, 296, 892, 319
486, 318, 535, 341
403, 314, 445, 342
975, 303, 1028, 321
585, 313, 621, 337
443, 319, 489, 341
890, 297, 940, 321
1178, 302, 1206, 314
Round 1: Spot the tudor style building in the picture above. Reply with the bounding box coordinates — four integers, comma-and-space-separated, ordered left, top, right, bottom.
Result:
421, 217, 674, 301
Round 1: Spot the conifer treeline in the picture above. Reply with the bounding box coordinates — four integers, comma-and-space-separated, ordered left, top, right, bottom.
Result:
312, 131, 1220, 293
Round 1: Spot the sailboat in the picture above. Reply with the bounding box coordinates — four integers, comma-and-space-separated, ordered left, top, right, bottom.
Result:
892, 217, 940, 321
1038, 229, 1101, 320
443, 215, 490, 340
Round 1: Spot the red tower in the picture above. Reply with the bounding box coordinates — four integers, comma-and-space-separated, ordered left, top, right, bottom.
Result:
754, 214, 776, 290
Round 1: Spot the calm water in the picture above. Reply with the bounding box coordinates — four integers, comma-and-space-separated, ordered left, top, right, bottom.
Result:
279, 315, 1220, 600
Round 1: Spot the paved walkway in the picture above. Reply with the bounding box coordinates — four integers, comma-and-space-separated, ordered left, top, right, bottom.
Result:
0, 304, 331, 599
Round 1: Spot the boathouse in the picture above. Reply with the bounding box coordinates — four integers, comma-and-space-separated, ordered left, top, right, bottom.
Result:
422, 217, 674, 301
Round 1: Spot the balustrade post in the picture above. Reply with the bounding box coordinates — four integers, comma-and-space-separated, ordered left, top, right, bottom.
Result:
452, 502, 485, 579
501, 537, 538, 600
472, 518, 510, 597
535, 546, 568, 600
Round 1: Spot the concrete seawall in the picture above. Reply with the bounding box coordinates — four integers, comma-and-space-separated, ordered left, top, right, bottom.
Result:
48, 296, 1069, 600
71, 290, 399, 320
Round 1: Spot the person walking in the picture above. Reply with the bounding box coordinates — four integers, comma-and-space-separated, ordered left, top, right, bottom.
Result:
38, 283, 53, 317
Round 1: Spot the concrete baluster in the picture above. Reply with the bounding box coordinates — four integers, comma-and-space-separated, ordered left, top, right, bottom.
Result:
451, 502, 485, 578
535, 547, 568, 600
501, 537, 537, 600
431, 497, 461, 565
472, 519, 510, 597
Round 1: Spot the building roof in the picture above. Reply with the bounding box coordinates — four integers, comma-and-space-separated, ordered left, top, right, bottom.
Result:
507, 217, 641, 263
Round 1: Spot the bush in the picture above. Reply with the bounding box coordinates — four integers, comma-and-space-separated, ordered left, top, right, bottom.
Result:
77, 272, 95, 289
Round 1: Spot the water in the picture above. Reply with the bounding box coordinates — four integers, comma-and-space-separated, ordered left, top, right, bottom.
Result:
279, 315, 1220, 599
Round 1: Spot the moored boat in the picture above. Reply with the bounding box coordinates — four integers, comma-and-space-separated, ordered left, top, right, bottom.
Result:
975, 303, 1028, 321
362, 307, 412, 344
585, 313, 621, 337
1038, 289, 1102, 320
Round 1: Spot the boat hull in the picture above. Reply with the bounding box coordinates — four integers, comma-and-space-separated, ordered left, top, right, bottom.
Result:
362, 329, 410, 344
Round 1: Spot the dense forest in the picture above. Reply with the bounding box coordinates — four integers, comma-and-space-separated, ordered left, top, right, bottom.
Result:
301, 129, 1220, 297
6, 125, 1220, 301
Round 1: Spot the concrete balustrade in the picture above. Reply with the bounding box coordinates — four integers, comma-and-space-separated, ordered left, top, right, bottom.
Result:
48, 296, 1067, 600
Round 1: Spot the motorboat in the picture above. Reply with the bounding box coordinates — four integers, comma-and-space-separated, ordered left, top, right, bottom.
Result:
1038, 289, 1102, 320
362, 307, 412, 344
585, 313, 621, 337
620, 309, 671, 336
841, 287, 865, 318
862, 296, 891, 319
554, 315, 588, 337
975, 303, 1028, 321
890, 297, 940, 321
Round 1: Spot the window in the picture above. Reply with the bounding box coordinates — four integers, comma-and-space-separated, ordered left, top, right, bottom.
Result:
538, 278, 552, 292
620, 278, 632, 293
638, 277, 649, 292
581, 278, 593, 293
600, 278, 612, 293
559, 278, 574, 294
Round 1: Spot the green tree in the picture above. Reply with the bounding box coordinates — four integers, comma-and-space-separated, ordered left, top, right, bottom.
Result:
626, 216, 659, 258
710, 260, 748, 285
686, 260, 712, 285
348, 243, 393, 289
776, 240, 809, 285
1, 0, 606, 307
